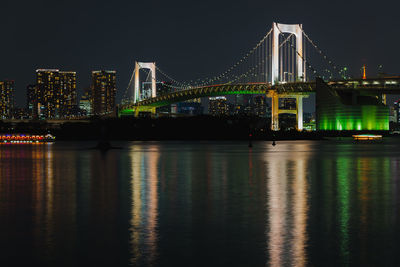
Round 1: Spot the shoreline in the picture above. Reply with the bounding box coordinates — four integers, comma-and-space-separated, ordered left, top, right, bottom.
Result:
0, 116, 393, 141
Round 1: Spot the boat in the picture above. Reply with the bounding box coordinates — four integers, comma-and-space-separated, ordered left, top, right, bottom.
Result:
352, 134, 382, 141
0, 134, 56, 144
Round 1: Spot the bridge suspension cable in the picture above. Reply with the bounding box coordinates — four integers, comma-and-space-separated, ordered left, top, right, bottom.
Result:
122, 66, 136, 104
152, 28, 274, 88
123, 23, 343, 105
301, 28, 344, 78
274, 24, 321, 78
196, 28, 273, 86
124, 25, 301, 104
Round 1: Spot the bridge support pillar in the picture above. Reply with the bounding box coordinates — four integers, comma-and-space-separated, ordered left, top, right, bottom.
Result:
133, 106, 157, 117
296, 95, 304, 131
382, 94, 387, 105
270, 91, 279, 131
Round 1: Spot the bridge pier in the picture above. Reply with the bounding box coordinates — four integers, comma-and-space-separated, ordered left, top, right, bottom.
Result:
270, 91, 280, 131
296, 95, 304, 131
382, 93, 387, 105
269, 92, 306, 131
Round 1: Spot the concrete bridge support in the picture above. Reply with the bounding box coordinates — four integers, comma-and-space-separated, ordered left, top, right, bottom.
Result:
296, 95, 304, 131
270, 91, 280, 131
269, 91, 306, 131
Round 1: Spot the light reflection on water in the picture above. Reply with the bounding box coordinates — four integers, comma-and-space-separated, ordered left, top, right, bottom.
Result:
130, 145, 159, 266
0, 141, 400, 266
266, 143, 309, 267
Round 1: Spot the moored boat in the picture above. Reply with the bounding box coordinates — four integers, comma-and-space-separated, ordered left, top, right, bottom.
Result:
352, 134, 382, 141
0, 134, 56, 144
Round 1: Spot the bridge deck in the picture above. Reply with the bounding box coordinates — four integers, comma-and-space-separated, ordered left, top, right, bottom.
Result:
120, 77, 400, 112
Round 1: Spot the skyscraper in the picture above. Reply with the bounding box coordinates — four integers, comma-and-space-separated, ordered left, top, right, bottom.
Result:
91, 70, 116, 115
79, 87, 92, 116
254, 95, 268, 117
209, 97, 229, 116
36, 69, 77, 118
0, 80, 14, 119
234, 95, 253, 116
26, 84, 37, 117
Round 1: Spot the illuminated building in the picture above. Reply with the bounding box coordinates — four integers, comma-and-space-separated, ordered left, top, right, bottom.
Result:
176, 102, 203, 115
91, 70, 116, 115
12, 108, 29, 120
0, 80, 14, 119
26, 84, 38, 117
177, 97, 203, 115
394, 100, 400, 123
36, 69, 77, 118
209, 96, 229, 116
316, 79, 389, 131
254, 96, 268, 117
234, 95, 253, 115
79, 87, 91, 116
389, 105, 397, 123
156, 81, 172, 113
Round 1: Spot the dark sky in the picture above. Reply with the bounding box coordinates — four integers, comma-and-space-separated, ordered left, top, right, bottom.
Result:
2, 0, 400, 108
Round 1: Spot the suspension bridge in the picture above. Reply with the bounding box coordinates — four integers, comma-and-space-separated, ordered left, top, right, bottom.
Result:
119, 22, 400, 131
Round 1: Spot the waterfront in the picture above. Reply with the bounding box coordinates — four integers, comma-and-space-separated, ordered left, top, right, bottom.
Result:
1, 140, 400, 266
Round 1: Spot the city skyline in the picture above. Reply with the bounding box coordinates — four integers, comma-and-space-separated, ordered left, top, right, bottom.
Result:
1, 0, 399, 107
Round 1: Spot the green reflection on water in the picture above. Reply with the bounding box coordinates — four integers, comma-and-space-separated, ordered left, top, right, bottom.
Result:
337, 157, 350, 266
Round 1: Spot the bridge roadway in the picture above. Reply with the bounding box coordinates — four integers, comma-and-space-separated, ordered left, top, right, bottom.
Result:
121, 82, 314, 110
120, 76, 400, 113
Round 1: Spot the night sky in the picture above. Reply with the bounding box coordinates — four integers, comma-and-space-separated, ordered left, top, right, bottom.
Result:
2, 0, 400, 108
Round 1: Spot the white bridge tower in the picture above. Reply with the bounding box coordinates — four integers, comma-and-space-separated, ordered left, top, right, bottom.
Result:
270, 22, 306, 131
271, 22, 305, 84
134, 61, 156, 103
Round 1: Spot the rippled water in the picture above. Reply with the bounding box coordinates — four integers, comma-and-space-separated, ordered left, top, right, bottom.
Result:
1, 140, 400, 266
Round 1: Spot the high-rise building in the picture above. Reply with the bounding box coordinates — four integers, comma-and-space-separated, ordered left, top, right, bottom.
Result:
156, 81, 172, 113
234, 95, 254, 116
91, 70, 116, 115
394, 100, 400, 123
254, 95, 268, 117
176, 98, 203, 115
0, 80, 14, 119
209, 96, 229, 116
36, 69, 77, 118
79, 87, 92, 116
27, 84, 36, 115
177, 102, 203, 115
26, 84, 42, 118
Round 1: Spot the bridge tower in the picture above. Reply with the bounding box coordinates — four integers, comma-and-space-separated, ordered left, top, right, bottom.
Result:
271, 22, 305, 84
270, 22, 305, 131
133, 62, 156, 103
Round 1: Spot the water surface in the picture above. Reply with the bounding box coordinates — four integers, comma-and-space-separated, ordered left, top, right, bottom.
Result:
1, 140, 400, 266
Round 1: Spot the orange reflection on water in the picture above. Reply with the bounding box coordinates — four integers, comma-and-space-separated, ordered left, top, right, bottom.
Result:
291, 158, 308, 267
130, 145, 159, 265
267, 153, 287, 267
44, 144, 55, 259
147, 147, 159, 263
130, 146, 142, 264
266, 142, 310, 267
